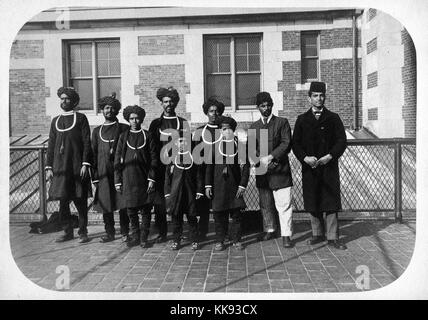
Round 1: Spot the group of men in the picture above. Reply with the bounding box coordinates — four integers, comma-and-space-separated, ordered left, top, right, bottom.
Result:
45, 81, 347, 251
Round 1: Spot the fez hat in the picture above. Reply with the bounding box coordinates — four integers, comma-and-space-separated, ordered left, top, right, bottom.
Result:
309, 81, 326, 93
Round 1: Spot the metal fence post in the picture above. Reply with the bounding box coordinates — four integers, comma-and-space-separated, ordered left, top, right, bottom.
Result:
394, 141, 403, 223
38, 148, 47, 221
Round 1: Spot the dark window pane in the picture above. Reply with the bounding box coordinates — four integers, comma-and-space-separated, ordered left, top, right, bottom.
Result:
81, 61, 92, 77
70, 44, 80, 61
235, 40, 247, 55
98, 78, 121, 111
205, 39, 217, 57
218, 39, 230, 55
70, 61, 80, 78
218, 56, 230, 72
206, 75, 231, 107
248, 55, 260, 71
235, 55, 248, 72
97, 59, 109, 76
109, 42, 120, 59
302, 58, 318, 81
206, 56, 218, 73
302, 45, 318, 57
80, 44, 92, 60
236, 74, 260, 108
302, 34, 317, 46
96, 42, 109, 59
246, 38, 260, 54
71, 79, 93, 110
109, 59, 121, 75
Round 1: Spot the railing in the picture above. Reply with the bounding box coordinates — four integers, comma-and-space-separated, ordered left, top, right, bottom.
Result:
9, 138, 416, 223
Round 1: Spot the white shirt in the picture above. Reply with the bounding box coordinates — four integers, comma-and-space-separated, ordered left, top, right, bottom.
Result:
261, 114, 273, 125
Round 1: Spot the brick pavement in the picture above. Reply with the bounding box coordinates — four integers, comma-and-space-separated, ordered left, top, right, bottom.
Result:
10, 220, 415, 293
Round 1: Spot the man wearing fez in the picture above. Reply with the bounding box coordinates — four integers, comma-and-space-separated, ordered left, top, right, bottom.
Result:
292, 81, 347, 250
91, 95, 130, 243
46, 87, 92, 243
248, 92, 294, 248
148, 87, 188, 243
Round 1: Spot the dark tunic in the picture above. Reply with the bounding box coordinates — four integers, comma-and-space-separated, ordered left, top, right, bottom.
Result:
205, 137, 250, 212
193, 123, 222, 214
164, 152, 203, 217
248, 115, 293, 190
114, 129, 158, 209
292, 107, 347, 212
91, 121, 128, 213
46, 111, 92, 200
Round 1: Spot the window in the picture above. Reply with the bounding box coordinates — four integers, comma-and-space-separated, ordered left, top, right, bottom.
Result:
65, 39, 121, 112
301, 32, 319, 83
204, 34, 262, 110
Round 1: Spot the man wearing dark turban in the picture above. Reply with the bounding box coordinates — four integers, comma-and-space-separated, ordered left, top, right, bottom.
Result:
292, 81, 347, 250
91, 95, 130, 243
148, 87, 187, 243
46, 87, 93, 243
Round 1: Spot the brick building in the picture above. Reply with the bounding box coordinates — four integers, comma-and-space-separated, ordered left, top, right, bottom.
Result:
9, 7, 416, 138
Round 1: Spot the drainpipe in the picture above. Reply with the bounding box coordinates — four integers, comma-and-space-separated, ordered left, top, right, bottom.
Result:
352, 12, 359, 130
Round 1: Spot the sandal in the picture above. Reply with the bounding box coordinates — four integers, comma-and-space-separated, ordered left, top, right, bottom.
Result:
191, 242, 199, 251
214, 242, 225, 251
170, 240, 180, 250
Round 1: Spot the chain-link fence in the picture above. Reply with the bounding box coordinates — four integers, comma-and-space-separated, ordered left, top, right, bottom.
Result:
10, 138, 416, 222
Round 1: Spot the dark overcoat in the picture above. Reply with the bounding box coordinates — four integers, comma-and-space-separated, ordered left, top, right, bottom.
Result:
46, 112, 92, 200
91, 121, 128, 213
205, 138, 250, 212
114, 129, 158, 209
248, 115, 293, 190
292, 107, 347, 212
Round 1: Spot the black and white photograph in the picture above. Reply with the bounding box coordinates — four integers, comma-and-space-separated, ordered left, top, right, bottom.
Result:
1, 0, 427, 302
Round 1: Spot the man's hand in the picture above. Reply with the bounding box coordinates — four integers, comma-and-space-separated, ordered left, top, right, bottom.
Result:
115, 185, 122, 193
147, 180, 155, 194
92, 181, 99, 187
196, 193, 203, 200
205, 187, 212, 199
260, 155, 273, 167
235, 187, 245, 199
304, 156, 318, 168
316, 154, 333, 166
46, 169, 53, 181
80, 165, 89, 180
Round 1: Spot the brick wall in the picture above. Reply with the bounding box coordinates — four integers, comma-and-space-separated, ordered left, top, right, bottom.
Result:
10, 40, 44, 59
320, 28, 354, 49
367, 37, 377, 54
282, 31, 300, 50
9, 69, 51, 135
368, 107, 378, 120
138, 35, 184, 55
134, 64, 191, 129
367, 71, 378, 89
401, 29, 416, 138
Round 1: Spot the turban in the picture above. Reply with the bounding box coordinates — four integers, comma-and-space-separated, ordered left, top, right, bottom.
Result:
255, 92, 273, 107
57, 87, 80, 106
309, 81, 326, 94
156, 87, 180, 104
219, 116, 237, 132
202, 97, 225, 115
98, 95, 122, 112
123, 105, 146, 122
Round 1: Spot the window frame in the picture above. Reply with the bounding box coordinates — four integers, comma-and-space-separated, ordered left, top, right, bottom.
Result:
203, 33, 263, 112
300, 31, 320, 84
63, 38, 121, 114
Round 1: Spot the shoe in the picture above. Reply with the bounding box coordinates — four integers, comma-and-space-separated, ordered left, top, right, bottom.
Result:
100, 234, 115, 243
140, 241, 149, 248
191, 242, 199, 251
155, 235, 168, 243
121, 234, 130, 242
78, 234, 89, 244
262, 232, 276, 241
327, 240, 347, 250
214, 242, 225, 251
306, 236, 325, 245
127, 237, 140, 247
282, 236, 293, 248
233, 242, 244, 250
170, 240, 180, 250
55, 233, 74, 243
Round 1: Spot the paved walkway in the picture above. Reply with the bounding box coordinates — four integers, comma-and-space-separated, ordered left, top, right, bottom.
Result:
10, 220, 415, 293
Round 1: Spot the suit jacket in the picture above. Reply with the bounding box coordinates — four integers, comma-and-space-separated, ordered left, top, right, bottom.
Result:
292, 107, 347, 212
249, 115, 293, 190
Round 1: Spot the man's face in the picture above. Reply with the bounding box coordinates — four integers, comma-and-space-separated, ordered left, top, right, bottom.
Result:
128, 113, 142, 130
60, 93, 74, 112
207, 105, 221, 124
308, 92, 326, 109
220, 123, 234, 140
102, 105, 117, 121
161, 96, 176, 115
257, 101, 272, 118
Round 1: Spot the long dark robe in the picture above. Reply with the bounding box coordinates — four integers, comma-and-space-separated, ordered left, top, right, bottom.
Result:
46, 111, 92, 200
91, 121, 128, 213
